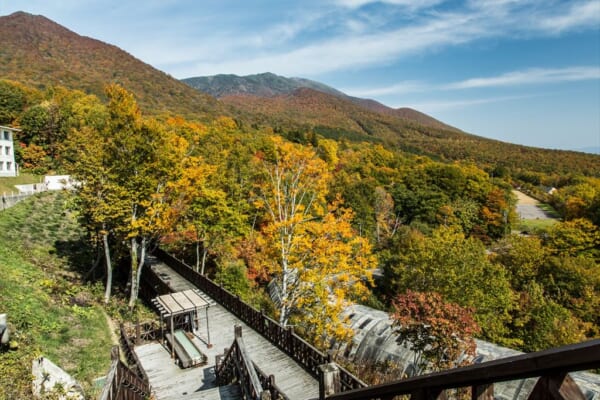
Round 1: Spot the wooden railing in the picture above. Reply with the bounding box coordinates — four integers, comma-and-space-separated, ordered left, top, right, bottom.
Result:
99, 346, 151, 400
325, 339, 600, 400
119, 323, 152, 383
253, 361, 290, 400
154, 248, 366, 393
216, 325, 267, 400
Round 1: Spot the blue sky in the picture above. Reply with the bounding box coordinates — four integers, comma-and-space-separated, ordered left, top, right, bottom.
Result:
1, 0, 599, 152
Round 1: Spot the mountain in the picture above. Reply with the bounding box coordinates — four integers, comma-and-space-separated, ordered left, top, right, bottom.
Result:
2, 12, 597, 176
0, 11, 227, 120
183, 72, 456, 132
183, 72, 346, 99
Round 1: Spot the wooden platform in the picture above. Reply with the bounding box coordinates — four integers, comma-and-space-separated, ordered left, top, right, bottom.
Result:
135, 261, 320, 400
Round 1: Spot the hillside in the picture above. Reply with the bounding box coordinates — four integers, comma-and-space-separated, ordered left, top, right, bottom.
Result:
0, 192, 113, 398
223, 88, 600, 176
0, 11, 227, 120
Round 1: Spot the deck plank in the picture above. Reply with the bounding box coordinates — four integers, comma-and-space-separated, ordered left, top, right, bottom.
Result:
136, 261, 320, 400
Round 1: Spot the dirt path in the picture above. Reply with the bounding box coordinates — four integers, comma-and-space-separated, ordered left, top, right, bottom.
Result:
102, 310, 120, 346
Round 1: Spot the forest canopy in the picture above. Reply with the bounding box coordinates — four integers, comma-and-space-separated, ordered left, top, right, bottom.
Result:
1, 80, 599, 354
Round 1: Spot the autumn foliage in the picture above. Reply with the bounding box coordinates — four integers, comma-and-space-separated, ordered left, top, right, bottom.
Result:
392, 290, 480, 373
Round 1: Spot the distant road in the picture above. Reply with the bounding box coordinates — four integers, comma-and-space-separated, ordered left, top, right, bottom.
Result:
513, 190, 557, 220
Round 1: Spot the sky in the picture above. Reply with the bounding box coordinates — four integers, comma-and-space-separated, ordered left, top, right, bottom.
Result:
1, 0, 599, 152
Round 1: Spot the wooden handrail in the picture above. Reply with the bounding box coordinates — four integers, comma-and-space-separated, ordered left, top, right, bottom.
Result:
216, 326, 266, 400
325, 339, 600, 400
254, 361, 290, 400
99, 346, 151, 400
118, 323, 150, 383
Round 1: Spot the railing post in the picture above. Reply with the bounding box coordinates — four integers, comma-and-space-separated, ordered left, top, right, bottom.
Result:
235, 324, 243, 338
319, 363, 341, 400
528, 373, 586, 400
268, 374, 278, 400
472, 384, 493, 400
111, 345, 119, 361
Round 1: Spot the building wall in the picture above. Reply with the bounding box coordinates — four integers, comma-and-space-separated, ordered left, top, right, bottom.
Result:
0, 126, 18, 177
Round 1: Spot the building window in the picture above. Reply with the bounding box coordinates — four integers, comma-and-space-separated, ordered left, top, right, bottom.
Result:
2, 131, 8, 140
6, 162, 11, 171
0, 161, 3, 171
4, 146, 9, 156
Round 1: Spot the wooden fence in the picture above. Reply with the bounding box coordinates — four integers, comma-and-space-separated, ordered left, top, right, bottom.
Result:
99, 346, 151, 400
324, 338, 600, 400
153, 248, 366, 393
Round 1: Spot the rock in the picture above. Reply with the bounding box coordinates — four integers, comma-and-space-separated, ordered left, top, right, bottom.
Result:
32, 356, 84, 399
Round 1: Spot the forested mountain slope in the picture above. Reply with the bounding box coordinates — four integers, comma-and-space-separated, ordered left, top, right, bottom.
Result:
0, 11, 227, 120
183, 72, 457, 132
222, 88, 600, 176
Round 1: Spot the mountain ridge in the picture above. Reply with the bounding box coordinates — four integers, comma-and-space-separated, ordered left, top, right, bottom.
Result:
0, 11, 227, 120
183, 72, 458, 132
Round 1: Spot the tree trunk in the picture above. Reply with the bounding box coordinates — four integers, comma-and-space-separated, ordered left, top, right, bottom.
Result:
279, 256, 289, 326
84, 241, 103, 282
195, 240, 200, 273
200, 247, 208, 275
128, 237, 139, 309
103, 232, 113, 304
134, 237, 146, 303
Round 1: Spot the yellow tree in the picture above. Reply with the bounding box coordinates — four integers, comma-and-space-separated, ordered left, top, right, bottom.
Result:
254, 137, 375, 346
98, 84, 187, 307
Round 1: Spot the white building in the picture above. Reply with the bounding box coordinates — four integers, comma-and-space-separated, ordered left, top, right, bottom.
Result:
0, 126, 19, 177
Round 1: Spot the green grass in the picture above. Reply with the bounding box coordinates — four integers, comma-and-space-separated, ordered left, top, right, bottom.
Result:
0, 192, 113, 399
0, 173, 43, 194
517, 218, 559, 233
537, 203, 561, 218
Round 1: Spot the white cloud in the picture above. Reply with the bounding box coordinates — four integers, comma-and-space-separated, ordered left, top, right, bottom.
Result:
334, 0, 445, 10
170, 0, 599, 78
536, 0, 600, 34
404, 94, 541, 112
340, 66, 600, 97
343, 81, 429, 97
178, 11, 485, 77
445, 66, 600, 89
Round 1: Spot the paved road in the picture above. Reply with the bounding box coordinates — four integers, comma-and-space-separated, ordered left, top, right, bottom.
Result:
513, 190, 556, 220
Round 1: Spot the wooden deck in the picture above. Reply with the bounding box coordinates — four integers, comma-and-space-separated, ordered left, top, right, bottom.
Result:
135, 260, 320, 400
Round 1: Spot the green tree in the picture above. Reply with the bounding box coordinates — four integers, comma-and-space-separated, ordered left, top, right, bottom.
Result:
0, 80, 28, 124
544, 218, 600, 259
493, 235, 547, 291
384, 226, 514, 343
68, 84, 185, 308
511, 282, 587, 352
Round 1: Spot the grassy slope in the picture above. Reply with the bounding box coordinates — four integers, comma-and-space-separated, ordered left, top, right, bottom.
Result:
0, 173, 43, 194
0, 191, 113, 398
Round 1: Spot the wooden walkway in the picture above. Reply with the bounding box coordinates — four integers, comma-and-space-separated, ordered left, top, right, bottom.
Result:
135, 259, 320, 400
